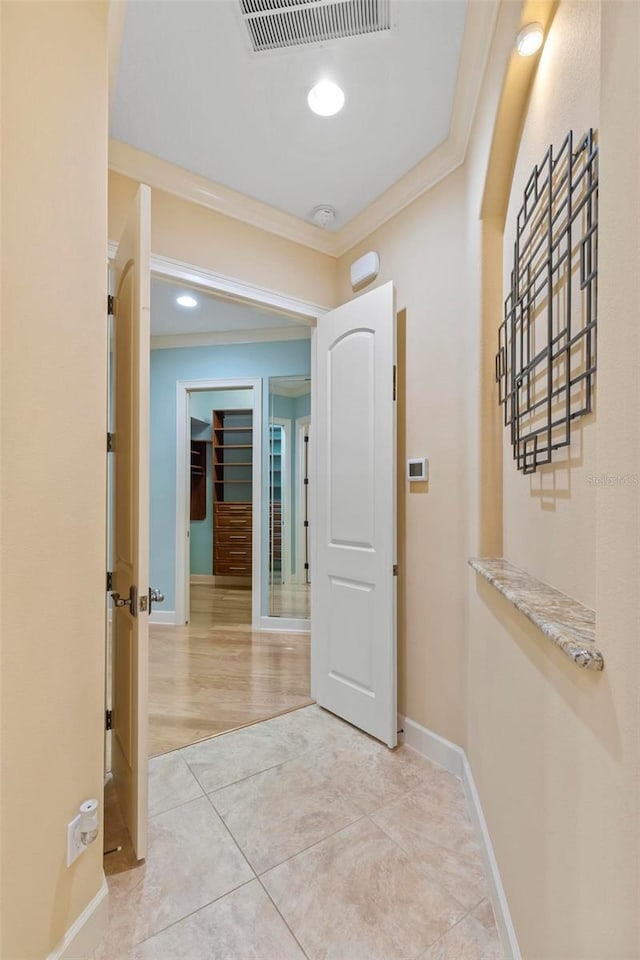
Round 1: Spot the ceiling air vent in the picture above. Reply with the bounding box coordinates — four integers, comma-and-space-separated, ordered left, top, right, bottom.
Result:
239, 0, 392, 54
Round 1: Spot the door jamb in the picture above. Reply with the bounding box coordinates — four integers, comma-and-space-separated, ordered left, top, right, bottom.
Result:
294, 416, 311, 585
269, 417, 292, 586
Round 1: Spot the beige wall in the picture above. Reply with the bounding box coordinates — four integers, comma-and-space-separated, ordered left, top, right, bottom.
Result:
338, 2, 639, 957
0, 4, 109, 958
501, 0, 599, 608
109, 171, 339, 309
468, 3, 638, 957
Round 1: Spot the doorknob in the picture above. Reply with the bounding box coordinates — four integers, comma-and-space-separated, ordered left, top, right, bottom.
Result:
149, 587, 165, 612
110, 584, 138, 617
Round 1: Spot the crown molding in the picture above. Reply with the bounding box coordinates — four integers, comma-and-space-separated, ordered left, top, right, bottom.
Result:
336, 0, 499, 254
151, 326, 311, 350
109, 0, 498, 259
109, 140, 338, 257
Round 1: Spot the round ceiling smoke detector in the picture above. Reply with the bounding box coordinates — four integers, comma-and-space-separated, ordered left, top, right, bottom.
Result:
312, 206, 336, 229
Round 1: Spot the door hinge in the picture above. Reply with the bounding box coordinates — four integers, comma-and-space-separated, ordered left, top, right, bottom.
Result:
393, 365, 397, 401
393, 564, 398, 576
303, 478, 309, 485
108, 294, 115, 316
303, 520, 309, 528
106, 571, 113, 592
304, 435, 309, 443
304, 562, 310, 570
107, 432, 115, 453
105, 709, 113, 731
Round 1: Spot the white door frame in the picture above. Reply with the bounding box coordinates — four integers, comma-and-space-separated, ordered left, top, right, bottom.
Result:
294, 416, 311, 585
128, 249, 328, 632
176, 377, 262, 628
269, 417, 292, 585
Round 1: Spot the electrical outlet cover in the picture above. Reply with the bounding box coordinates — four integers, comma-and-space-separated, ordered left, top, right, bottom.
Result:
67, 813, 84, 867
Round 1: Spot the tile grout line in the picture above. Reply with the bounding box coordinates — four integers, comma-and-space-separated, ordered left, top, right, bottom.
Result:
181, 736, 325, 796
408, 894, 497, 960
148, 791, 206, 821
203, 788, 260, 880
104, 793, 259, 954
254, 814, 369, 879
124, 876, 258, 953
357, 814, 485, 959
257, 873, 312, 960
369, 799, 486, 876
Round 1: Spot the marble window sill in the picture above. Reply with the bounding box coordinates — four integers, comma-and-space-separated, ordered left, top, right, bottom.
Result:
468, 557, 604, 671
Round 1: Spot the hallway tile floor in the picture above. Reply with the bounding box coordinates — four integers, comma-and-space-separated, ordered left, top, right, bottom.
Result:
96, 706, 503, 960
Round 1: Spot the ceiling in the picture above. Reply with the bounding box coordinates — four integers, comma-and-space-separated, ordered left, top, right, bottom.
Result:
151, 277, 307, 337
111, 0, 468, 231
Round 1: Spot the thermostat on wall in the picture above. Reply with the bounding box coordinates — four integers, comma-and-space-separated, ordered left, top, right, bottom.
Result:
407, 458, 428, 482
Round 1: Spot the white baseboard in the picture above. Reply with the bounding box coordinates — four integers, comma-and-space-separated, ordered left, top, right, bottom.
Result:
47, 874, 108, 960
400, 716, 465, 778
149, 609, 178, 625
258, 615, 310, 634
398, 715, 521, 960
190, 574, 215, 583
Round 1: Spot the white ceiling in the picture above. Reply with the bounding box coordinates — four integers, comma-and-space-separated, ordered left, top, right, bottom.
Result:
112, 0, 467, 230
151, 277, 304, 336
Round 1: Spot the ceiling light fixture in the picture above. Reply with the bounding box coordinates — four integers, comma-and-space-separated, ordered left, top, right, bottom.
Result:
307, 80, 345, 117
176, 294, 198, 308
516, 22, 544, 57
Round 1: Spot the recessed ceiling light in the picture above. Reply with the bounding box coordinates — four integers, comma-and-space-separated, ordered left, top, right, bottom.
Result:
516, 22, 544, 57
176, 294, 198, 308
307, 80, 345, 117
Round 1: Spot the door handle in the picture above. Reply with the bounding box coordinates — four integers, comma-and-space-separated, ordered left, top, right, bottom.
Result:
149, 587, 165, 612
111, 584, 138, 617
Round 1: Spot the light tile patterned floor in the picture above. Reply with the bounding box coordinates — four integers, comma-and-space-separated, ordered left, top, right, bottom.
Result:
96, 706, 504, 960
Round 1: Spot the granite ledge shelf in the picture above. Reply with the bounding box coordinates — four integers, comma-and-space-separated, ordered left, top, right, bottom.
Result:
469, 557, 604, 671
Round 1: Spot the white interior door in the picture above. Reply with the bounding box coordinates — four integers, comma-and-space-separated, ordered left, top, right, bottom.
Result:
312, 281, 397, 747
111, 185, 151, 859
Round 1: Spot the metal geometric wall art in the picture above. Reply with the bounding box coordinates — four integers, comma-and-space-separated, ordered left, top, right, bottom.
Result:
496, 129, 598, 474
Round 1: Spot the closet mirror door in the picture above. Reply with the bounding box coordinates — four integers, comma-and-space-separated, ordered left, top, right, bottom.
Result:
268, 376, 311, 620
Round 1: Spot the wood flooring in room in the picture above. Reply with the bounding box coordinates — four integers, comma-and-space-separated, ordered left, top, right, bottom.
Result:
149, 583, 312, 756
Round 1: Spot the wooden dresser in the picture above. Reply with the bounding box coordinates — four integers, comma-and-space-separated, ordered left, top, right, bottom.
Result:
214, 502, 252, 577
212, 409, 253, 580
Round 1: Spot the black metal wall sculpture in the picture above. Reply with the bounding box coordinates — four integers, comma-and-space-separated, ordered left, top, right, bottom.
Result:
496, 130, 598, 474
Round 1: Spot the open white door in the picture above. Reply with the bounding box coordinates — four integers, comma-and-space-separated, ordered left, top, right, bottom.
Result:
312, 281, 397, 747
111, 185, 151, 859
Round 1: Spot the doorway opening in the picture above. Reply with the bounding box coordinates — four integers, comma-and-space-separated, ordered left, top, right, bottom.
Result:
148, 275, 315, 755
189, 385, 255, 631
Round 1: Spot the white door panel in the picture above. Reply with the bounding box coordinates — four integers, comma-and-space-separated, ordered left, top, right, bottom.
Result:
312, 282, 397, 747
111, 184, 151, 859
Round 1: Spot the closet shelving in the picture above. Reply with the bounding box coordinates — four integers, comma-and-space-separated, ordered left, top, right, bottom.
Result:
212, 409, 253, 579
